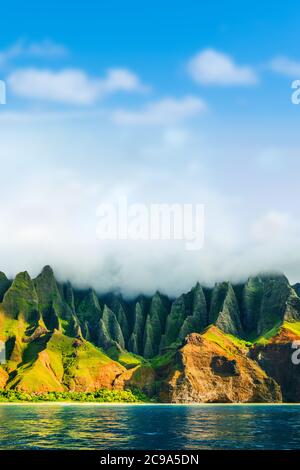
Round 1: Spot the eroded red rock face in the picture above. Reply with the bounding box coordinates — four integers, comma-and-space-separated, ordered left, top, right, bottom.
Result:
156, 328, 281, 403
114, 365, 156, 396
251, 328, 300, 402
0, 367, 8, 389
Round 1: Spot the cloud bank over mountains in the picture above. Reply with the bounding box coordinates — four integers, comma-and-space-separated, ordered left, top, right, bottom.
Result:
0, 114, 300, 297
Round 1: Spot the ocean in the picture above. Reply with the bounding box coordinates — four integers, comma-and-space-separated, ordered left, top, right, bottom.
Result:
0, 403, 299, 450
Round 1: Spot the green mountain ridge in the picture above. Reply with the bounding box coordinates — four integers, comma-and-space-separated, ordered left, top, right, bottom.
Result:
1, 266, 300, 402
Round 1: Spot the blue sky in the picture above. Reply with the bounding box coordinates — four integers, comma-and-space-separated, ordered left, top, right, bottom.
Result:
0, 1, 300, 294
1, 0, 300, 114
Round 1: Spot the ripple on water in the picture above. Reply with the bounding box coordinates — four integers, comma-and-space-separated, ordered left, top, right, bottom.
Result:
0, 404, 300, 450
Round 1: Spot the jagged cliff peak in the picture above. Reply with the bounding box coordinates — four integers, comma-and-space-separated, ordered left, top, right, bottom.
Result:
0, 266, 300, 357
1, 266, 300, 402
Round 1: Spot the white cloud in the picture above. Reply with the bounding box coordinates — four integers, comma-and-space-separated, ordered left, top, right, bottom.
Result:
252, 211, 290, 241
1, 108, 300, 294
112, 96, 206, 126
8, 67, 148, 105
98, 68, 149, 94
0, 39, 68, 65
8, 68, 99, 105
269, 56, 300, 77
24, 40, 68, 58
187, 48, 258, 85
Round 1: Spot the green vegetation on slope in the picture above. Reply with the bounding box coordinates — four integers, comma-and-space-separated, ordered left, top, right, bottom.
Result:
1, 265, 300, 401
203, 325, 251, 350
150, 347, 178, 369
106, 345, 146, 368
248, 323, 282, 345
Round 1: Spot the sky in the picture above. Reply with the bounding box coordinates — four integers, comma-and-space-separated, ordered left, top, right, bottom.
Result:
0, 1, 300, 296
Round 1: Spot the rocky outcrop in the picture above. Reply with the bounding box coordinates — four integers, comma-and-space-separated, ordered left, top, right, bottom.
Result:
0, 367, 8, 389
34, 265, 79, 334
242, 275, 300, 336
98, 305, 125, 350
76, 289, 101, 343
251, 326, 300, 402
114, 365, 156, 396
2, 271, 39, 324
142, 292, 169, 358
241, 276, 264, 332
22, 326, 49, 343
2, 266, 300, 402
3, 266, 300, 360
161, 283, 208, 351
0, 272, 11, 302
4, 331, 125, 393
157, 328, 281, 403
178, 283, 208, 341
209, 282, 243, 336
128, 299, 147, 355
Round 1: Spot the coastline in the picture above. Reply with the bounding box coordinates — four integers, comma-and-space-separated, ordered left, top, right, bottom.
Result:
0, 401, 299, 406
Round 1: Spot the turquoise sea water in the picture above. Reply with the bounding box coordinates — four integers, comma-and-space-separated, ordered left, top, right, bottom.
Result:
0, 404, 299, 450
